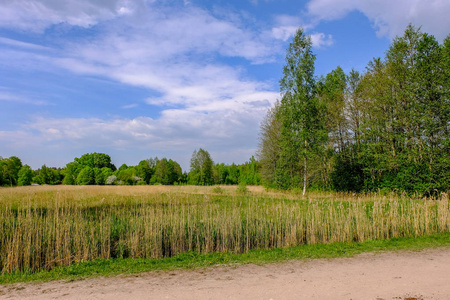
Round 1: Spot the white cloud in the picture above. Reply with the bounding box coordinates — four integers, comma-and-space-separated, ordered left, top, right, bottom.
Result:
272, 26, 299, 41
0, 89, 49, 105
121, 103, 138, 109
306, 0, 450, 40
271, 14, 303, 41
310, 32, 334, 48
0, 37, 49, 51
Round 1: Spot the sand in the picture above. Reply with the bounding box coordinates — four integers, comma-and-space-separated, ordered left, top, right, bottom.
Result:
1, 247, 449, 300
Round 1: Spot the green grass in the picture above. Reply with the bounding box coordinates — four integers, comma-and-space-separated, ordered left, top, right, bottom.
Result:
2, 232, 449, 285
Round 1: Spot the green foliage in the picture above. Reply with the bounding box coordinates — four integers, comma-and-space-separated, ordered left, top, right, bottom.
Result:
0, 156, 22, 186
76, 166, 95, 185
261, 27, 327, 193
75, 152, 116, 170
257, 102, 282, 187
237, 156, 261, 185
212, 186, 225, 194
150, 158, 182, 185
188, 149, 214, 185
236, 182, 248, 194
136, 159, 153, 184
33, 165, 62, 185
62, 153, 116, 186
17, 165, 34, 186
260, 24, 450, 195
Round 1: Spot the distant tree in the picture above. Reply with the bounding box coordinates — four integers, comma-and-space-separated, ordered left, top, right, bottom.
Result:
99, 167, 113, 185
76, 166, 95, 185
225, 164, 239, 184
149, 158, 183, 185
62, 161, 79, 185
136, 159, 153, 184
33, 165, 61, 185
0, 156, 22, 186
238, 156, 261, 185
18, 165, 34, 186
188, 149, 214, 185
75, 153, 116, 170
257, 101, 282, 187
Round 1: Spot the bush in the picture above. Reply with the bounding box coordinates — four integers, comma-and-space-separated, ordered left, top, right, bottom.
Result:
106, 175, 117, 185
212, 186, 225, 194
236, 182, 248, 194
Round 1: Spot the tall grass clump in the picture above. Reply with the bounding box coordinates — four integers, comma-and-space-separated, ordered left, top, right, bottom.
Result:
0, 186, 449, 274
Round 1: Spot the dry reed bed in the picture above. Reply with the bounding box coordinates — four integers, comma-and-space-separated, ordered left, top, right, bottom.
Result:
0, 186, 449, 273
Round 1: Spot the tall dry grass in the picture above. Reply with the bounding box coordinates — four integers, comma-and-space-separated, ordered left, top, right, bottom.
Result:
0, 186, 449, 273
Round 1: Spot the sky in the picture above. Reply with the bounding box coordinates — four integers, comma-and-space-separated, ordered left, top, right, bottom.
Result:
0, 0, 449, 171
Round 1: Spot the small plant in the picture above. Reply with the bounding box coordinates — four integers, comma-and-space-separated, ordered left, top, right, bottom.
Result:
236, 182, 248, 194
212, 186, 225, 194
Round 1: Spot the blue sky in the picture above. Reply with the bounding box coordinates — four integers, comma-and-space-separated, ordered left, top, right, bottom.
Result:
0, 0, 449, 171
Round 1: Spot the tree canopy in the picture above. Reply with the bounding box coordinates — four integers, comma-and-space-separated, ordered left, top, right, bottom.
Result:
258, 25, 450, 195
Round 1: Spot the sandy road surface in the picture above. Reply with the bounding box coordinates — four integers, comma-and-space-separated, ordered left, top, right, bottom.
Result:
1, 247, 449, 300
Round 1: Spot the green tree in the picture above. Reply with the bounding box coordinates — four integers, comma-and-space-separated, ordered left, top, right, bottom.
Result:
99, 167, 113, 185
257, 101, 282, 187
278, 28, 327, 194
76, 166, 95, 185
18, 165, 34, 186
0, 156, 22, 186
33, 165, 61, 185
75, 153, 116, 170
238, 156, 261, 185
62, 162, 78, 185
188, 149, 214, 186
136, 159, 153, 184
150, 158, 182, 185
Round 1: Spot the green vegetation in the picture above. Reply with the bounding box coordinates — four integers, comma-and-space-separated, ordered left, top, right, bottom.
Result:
0, 151, 260, 187
1, 225, 449, 284
258, 25, 450, 196
1, 186, 449, 277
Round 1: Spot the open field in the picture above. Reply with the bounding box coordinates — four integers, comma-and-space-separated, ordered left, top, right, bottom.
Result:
1, 185, 449, 277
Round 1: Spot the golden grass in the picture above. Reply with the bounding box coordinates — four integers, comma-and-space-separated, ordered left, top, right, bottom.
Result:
0, 185, 449, 274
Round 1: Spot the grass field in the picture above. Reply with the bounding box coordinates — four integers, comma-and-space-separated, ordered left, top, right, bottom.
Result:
0, 185, 449, 281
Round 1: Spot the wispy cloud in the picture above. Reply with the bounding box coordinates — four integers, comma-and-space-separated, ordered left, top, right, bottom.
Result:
310, 32, 334, 48
121, 103, 138, 109
0, 0, 138, 32
0, 90, 49, 106
0, 37, 49, 51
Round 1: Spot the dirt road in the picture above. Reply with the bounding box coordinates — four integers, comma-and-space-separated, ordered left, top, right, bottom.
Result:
1, 247, 449, 300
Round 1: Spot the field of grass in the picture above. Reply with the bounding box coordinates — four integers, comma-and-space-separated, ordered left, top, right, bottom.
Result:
0, 185, 449, 279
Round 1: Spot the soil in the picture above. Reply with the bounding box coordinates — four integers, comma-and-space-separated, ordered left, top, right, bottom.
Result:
1, 247, 449, 300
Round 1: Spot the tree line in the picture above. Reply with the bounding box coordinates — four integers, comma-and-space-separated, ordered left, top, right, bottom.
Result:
0, 150, 261, 187
258, 25, 450, 196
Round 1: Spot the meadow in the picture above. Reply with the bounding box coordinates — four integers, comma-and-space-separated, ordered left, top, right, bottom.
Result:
0, 185, 449, 275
